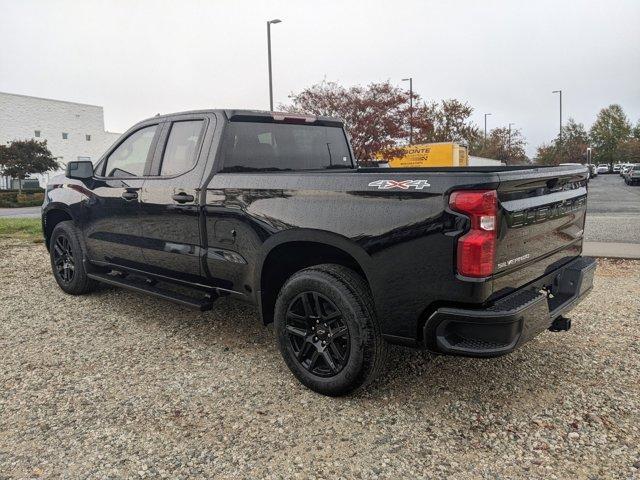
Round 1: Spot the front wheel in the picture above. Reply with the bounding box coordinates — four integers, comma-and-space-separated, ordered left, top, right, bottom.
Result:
274, 264, 387, 396
49, 220, 98, 295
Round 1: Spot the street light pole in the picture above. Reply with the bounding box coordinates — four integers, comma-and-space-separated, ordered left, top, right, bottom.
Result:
508, 122, 515, 160
552, 90, 562, 142
484, 113, 492, 146
587, 147, 592, 166
267, 19, 282, 111
402, 77, 413, 144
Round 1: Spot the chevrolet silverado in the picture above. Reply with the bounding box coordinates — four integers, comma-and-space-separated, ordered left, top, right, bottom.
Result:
43, 110, 596, 396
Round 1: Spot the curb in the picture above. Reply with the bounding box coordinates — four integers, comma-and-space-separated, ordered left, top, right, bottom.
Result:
582, 242, 640, 260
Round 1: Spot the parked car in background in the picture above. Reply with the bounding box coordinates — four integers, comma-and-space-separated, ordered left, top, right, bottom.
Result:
560, 163, 591, 179
588, 164, 597, 178
613, 164, 622, 173
621, 164, 634, 178
596, 164, 609, 174
625, 165, 640, 185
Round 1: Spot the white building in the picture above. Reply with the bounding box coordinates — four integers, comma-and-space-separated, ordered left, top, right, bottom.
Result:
0, 91, 121, 188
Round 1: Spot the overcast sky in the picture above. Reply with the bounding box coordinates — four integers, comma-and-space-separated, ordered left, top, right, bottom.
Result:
1, 0, 639, 156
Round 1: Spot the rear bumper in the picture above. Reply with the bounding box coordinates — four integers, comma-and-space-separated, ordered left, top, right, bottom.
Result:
423, 256, 597, 357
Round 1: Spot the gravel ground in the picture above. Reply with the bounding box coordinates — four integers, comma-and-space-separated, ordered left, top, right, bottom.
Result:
1, 240, 639, 479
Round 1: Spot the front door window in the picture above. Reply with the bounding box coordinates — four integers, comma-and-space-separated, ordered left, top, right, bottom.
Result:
104, 125, 157, 177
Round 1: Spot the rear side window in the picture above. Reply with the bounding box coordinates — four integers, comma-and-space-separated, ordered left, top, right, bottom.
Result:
222, 122, 352, 172
104, 125, 157, 177
160, 120, 204, 176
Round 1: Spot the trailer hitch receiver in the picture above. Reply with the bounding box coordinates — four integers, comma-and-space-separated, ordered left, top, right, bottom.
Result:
549, 316, 571, 332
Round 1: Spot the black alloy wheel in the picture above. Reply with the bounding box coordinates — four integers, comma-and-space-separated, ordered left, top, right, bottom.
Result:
49, 220, 98, 295
52, 234, 75, 283
274, 264, 388, 396
284, 291, 351, 377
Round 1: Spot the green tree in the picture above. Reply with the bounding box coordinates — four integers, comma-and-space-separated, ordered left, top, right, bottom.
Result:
561, 118, 590, 163
534, 143, 561, 166
0, 139, 58, 193
532, 119, 587, 166
589, 104, 632, 167
412, 99, 481, 146
618, 138, 640, 163
632, 120, 640, 140
471, 127, 529, 165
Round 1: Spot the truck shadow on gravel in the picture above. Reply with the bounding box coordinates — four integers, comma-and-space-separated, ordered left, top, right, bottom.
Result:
90, 285, 578, 404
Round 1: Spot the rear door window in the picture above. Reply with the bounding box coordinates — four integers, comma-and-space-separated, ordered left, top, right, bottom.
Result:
222, 122, 352, 172
159, 120, 205, 176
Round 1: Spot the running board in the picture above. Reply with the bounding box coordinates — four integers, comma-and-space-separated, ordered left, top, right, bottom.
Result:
87, 272, 215, 311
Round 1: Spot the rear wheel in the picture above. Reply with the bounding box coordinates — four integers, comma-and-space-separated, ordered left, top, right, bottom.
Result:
50, 221, 98, 295
274, 264, 387, 396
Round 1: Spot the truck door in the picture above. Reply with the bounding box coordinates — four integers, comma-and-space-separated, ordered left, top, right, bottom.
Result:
138, 115, 213, 282
202, 115, 354, 297
83, 123, 160, 269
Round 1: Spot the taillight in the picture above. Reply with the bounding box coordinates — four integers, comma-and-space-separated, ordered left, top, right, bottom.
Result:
449, 190, 498, 278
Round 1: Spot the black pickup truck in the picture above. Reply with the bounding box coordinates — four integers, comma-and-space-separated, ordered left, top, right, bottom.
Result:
43, 110, 596, 396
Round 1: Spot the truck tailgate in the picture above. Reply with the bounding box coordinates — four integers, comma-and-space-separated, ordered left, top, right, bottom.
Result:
493, 167, 589, 294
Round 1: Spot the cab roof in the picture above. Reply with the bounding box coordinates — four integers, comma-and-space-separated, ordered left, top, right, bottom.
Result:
146, 109, 344, 127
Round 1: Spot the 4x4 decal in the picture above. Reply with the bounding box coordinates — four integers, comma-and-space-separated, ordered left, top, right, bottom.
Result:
368, 179, 431, 190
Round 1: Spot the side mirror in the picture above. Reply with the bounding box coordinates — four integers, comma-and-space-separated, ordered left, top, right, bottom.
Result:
66, 160, 94, 180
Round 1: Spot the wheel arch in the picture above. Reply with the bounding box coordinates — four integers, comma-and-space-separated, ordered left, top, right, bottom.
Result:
43, 205, 74, 250
257, 230, 372, 325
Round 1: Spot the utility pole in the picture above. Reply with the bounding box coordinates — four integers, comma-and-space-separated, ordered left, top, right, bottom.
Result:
552, 90, 562, 142
267, 19, 282, 111
402, 78, 413, 144
484, 113, 492, 147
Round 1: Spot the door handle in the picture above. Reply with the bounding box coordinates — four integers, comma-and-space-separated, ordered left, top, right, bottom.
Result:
121, 191, 138, 201
172, 192, 194, 203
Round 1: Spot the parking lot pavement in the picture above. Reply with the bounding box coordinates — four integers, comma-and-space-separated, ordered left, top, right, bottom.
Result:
1, 240, 639, 479
585, 174, 640, 244
0, 207, 41, 218
587, 173, 640, 215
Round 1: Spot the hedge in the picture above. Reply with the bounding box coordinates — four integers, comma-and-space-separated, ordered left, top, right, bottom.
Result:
0, 191, 44, 208
1, 188, 45, 193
